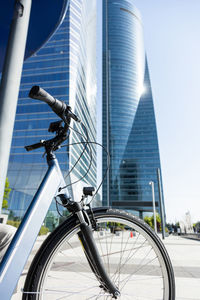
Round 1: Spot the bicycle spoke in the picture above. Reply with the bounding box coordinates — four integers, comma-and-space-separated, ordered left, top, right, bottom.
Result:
120, 255, 159, 291
116, 228, 125, 287
96, 230, 107, 266
65, 239, 93, 274
112, 236, 148, 283
24, 212, 174, 299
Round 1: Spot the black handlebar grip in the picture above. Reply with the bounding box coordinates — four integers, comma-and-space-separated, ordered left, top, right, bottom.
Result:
29, 86, 55, 105
29, 86, 80, 122
29, 86, 67, 120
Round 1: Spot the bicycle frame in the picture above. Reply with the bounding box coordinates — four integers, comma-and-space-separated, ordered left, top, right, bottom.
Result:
0, 157, 70, 299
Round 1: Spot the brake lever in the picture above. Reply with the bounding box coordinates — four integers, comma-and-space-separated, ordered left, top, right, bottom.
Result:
66, 106, 81, 123
25, 140, 45, 152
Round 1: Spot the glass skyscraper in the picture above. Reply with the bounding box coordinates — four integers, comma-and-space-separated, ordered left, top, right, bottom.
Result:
102, 0, 164, 217
5, 0, 97, 227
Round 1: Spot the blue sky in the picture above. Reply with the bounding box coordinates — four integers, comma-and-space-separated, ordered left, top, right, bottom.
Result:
133, 0, 200, 223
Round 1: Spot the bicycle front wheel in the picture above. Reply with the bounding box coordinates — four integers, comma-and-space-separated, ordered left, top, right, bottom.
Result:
23, 208, 175, 299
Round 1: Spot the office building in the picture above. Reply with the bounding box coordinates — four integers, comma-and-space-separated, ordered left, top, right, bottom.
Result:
102, 0, 164, 217
5, 0, 97, 228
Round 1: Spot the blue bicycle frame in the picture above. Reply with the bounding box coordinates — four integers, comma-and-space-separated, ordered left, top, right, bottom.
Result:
0, 157, 70, 299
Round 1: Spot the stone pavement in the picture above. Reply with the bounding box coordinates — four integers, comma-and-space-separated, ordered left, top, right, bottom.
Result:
163, 235, 200, 300
11, 234, 200, 299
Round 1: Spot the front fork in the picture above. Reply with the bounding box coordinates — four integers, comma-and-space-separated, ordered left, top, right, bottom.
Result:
59, 195, 120, 298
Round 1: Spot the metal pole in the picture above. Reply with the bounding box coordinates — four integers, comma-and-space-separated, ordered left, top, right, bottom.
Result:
105, 0, 110, 207
0, 0, 32, 212
149, 181, 157, 234
157, 168, 166, 239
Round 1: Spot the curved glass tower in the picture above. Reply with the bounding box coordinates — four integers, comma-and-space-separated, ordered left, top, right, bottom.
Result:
102, 0, 164, 217
5, 0, 97, 228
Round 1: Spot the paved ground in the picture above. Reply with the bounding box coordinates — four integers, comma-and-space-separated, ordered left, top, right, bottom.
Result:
163, 235, 200, 300
11, 234, 200, 299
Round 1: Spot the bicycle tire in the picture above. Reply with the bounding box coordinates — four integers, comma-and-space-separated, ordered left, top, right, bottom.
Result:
22, 208, 175, 299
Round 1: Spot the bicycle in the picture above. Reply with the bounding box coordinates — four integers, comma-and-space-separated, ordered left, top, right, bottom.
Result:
0, 86, 175, 299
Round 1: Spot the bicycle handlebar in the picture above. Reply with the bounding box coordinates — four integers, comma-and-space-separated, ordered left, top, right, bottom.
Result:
29, 86, 80, 123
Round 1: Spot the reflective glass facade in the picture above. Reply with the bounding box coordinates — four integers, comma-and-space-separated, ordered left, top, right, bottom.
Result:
5, 0, 97, 226
102, 0, 164, 217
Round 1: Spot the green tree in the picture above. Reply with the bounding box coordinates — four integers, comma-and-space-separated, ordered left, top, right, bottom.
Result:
151, 214, 161, 232
2, 177, 11, 209
144, 216, 153, 228
144, 214, 162, 231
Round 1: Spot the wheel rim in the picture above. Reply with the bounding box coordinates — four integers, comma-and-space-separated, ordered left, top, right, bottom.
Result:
32, 215, 170, 299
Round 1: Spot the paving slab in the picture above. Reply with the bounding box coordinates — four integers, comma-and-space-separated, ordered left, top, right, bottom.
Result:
163, 235, 200, 300
11, 234, 200, 299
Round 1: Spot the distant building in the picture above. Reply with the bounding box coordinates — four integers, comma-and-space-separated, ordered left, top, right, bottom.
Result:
102, 0, 165, 218
5, 0, 97, 226
180, 211, 193, 234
